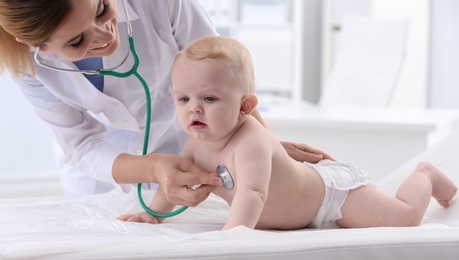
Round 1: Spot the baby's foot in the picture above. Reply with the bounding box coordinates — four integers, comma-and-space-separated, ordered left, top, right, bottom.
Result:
423, 162, 458, 208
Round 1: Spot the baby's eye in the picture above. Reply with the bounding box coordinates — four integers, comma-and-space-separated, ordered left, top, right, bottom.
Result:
178, 97, 190, 103
204, 96, 216, 102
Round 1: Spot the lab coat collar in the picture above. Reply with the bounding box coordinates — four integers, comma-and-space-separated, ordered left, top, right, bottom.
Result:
35, 0, 139, 61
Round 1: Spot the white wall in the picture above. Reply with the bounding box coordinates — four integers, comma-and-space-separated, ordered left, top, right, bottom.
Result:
0, 74, 57, 182
371, 0, 430, 108
322, 0, 430, 108
429, 0, 459, 109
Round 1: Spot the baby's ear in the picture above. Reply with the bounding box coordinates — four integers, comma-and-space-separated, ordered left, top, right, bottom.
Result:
240, 94, 258, 116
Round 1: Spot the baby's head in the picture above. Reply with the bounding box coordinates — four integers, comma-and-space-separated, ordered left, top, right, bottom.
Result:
172, 36, 258, 141
173, 35, 255, 95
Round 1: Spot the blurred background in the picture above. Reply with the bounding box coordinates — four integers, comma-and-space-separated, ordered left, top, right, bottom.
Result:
199, 0, 459, 109
1, 0, 458, 198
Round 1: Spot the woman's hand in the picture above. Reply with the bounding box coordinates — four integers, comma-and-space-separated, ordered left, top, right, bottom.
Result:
113, 153, 222, 207
280, 141, 334, 163
154, 154, 222, 206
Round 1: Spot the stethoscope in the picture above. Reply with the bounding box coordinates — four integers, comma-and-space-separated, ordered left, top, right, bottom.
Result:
33, 0, 233, 218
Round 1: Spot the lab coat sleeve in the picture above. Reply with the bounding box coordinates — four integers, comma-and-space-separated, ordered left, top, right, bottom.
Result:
13, 74, 123, 186
167, 0, 219, 49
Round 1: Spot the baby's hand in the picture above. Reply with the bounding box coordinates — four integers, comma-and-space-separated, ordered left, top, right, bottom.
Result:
117, 212, 159, 224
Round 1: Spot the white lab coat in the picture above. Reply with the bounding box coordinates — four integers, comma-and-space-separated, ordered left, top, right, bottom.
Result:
13, 0, 218, 196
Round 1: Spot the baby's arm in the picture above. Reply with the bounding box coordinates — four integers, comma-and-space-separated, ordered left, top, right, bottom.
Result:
142, 141, 198, 222
117, 186, 175, 224
118, 143, 197, 224
146, 186, 177, 223
223, 136, 272, 230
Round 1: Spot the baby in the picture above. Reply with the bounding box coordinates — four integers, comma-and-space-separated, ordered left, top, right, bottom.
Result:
119, 36, 457, 230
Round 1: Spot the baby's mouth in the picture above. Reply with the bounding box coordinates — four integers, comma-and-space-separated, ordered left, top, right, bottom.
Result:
191, 119, 206, 127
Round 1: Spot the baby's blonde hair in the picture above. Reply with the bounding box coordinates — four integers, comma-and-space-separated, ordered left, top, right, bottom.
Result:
176, 36, 255, 94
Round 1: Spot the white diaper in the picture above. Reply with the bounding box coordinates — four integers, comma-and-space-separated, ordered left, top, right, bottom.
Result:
306, 160, 373, 228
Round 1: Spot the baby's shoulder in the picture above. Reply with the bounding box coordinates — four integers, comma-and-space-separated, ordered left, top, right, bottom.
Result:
234, 118, 279, 151
243, 116, 274, 135
238, 119, 275, 143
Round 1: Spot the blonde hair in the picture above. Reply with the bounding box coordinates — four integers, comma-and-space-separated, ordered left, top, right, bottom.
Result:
177, 36, 255, 94
0, 0, 72, 78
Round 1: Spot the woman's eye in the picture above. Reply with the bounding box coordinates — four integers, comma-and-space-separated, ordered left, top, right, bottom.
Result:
66, 2, 108, 49
97, 2, 109, 18
69, 35, 85, 48
204, 97, 216, 102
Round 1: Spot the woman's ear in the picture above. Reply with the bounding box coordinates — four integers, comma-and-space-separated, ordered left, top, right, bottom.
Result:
240, 94, 258, 116
15, 37, 46, 50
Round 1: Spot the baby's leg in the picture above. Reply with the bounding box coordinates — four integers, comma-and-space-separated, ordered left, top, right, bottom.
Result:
336, 162, 457, 228
397, 162, 456, 209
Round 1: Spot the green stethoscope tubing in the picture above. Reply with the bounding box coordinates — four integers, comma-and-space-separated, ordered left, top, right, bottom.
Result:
100, 36, 189, 218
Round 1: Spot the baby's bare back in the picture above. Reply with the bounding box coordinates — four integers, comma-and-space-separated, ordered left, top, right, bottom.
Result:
255, 144, 326, 229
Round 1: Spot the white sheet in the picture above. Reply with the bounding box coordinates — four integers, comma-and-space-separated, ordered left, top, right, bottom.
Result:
2, 131, 459, 259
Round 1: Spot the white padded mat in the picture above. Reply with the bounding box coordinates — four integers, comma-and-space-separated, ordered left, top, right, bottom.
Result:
2, 130, 459, 259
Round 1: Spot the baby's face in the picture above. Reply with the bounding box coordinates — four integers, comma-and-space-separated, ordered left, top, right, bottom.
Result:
172, 56, 245, 141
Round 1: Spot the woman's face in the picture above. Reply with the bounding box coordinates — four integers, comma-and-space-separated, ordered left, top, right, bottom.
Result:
41, 0, 119, 61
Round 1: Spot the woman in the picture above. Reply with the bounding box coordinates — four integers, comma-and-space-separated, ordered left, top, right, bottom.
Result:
0, 0, 330, 205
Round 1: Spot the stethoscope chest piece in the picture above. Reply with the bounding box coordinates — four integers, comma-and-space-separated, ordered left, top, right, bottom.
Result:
217, 164, 234, 190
